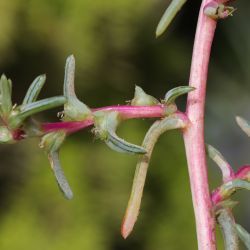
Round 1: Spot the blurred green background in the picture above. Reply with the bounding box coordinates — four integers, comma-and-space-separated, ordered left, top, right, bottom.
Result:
0, 0, 249, 249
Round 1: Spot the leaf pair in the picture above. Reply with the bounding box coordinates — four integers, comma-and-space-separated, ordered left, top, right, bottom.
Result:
0, 74, 66, 143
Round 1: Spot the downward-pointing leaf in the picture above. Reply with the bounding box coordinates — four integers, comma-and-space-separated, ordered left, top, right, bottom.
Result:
156, 0, 187, 37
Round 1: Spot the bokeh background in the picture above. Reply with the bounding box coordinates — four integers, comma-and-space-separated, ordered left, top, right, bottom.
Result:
0, 0, 249, 249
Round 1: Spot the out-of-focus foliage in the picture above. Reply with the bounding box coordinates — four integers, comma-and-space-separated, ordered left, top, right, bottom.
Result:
0, 0, 249, 249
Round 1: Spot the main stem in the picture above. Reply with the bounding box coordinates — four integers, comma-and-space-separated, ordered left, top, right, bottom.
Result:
183, 0, 220, 249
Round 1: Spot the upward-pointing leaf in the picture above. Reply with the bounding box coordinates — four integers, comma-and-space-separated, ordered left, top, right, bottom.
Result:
22, 75, 46, 105
0, 74, 12, 118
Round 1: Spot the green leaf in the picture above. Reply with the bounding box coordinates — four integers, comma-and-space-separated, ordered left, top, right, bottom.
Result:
94, 111, 146, 155
63, 55, 91, 121
9, 96, 66, 129
22, 75, 46, 105
236, 116, 250, 137
156, 0, 187, 37
206, 144, 234, 182
106, 131, 146, 155
48, 151, 73, 200
0, 74, 12, 118
236, 224, 250, 249
164, 86, 195, 105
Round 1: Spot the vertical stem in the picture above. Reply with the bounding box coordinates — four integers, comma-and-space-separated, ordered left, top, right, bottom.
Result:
183, 0, 225, 249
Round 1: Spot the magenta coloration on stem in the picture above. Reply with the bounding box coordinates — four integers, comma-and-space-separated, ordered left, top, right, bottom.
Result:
211, 188, 223, 205
235, 165, 250, 180
42, 120, 93, 134
182, 0, 230, 248
92, 105, 166, 119
41, 105, 166, 134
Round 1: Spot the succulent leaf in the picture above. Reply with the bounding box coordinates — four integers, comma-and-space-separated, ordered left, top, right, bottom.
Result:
63, 55, 91, 121
22, 75, 46, 105
164, 86, 195, 105
206, 144, 235, 182
94, 111, 146, 155
48, 151, 73, 200
9, 96, 66, 129
0, 74, 12, 118
156, 0, 187, 37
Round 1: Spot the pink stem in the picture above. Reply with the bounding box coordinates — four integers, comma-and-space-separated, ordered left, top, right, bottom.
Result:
183, 0, 229, 248
41, 105, 166, 134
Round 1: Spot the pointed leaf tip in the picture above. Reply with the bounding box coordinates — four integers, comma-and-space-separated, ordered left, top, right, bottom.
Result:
106, 131, 147, 155
236, 116, 250, 137
206, 144, 234, 182
22, 74, 46, 105
48, 151, 73, 200
164, 86, 195, 104
156, 0, 187, 38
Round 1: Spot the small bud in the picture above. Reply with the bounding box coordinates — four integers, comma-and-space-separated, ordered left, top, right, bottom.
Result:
204, 2, 236, 20
0, 74, 13, 119
214, 200, 238, 215
215, 179, 250, 203
236, 224, 250, 249
0, 126, 14, 144
164, 86, 195, 105
131, 86, 159, 106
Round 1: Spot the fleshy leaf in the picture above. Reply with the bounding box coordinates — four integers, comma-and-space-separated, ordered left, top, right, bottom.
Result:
9, 96, 66, 129
156, 0, 187, 37
48, 151, 73, 200
164, 86, 195, 105
40, 131, 73, 199
236, 224, 250, 249
217, 209, 239, 250
206, 144, 235, 182
236, 116, 250, 137
63, 55, 91, 121
94, 111, 146, 155
106, 131, 146, 154
131, 86, 159, 106
0, 74, 12, 118
22, 75, 46, 105
121, 114, 187, 238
